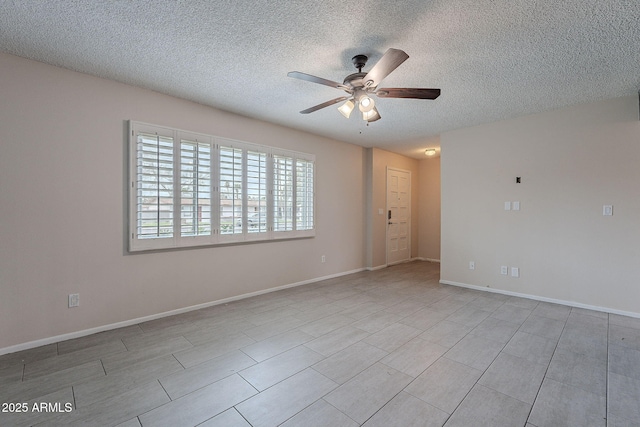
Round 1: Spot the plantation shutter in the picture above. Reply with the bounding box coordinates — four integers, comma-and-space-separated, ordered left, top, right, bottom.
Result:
246, 150, 268, 234
219, 146, 243, 235
296, 159, 314, 231
180, 139, 212, 237
129, 121, 315, 251
273, 155, 294, 232
136, 132, 174, 240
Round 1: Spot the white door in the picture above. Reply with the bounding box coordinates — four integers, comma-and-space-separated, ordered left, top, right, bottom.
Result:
387, 168, 411, 265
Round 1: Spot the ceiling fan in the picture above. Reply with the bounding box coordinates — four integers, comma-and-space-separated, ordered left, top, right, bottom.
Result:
288, 48, 440, 123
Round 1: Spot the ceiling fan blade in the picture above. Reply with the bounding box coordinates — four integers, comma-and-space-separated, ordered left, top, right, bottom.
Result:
299, 96, 350, 114
376, 88, 441, 99
362, 48, 409, 88
288, 71, 349, 90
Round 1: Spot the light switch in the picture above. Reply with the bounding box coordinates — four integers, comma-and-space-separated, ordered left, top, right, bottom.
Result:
511, 267, 520, 278
504, 201, 511, 211
603, 205, 613, 216
513, 201, 520, 211
378, 208, 384, 215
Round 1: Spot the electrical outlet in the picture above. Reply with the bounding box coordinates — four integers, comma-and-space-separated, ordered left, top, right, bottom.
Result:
321, 255, 326, 263
500, 266, 508, 275
469, 261, 475, 270
68, 293, 80, 308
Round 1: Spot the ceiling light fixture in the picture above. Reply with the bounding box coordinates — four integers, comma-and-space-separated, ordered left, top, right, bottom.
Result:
362, 107, 381, 122
338, 99, 355, 118
425, 148, 437, 156
355, 90, 375, 113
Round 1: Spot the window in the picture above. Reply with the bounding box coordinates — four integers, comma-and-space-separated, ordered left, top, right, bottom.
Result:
129, 121, 315, 251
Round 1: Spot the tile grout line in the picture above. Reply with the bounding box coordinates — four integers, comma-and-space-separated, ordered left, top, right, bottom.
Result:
434, 305, 517, 424
522, 309, 569, 424
434, 300, 550, 424
171, 353, 186, 370
232, 407, 254, 427
268, 368, 341, 426
379, 298, 514, 424
72, 385, 78, 411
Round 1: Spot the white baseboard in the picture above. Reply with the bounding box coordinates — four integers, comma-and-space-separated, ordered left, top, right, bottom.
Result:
413, 257, 441, 263
440, 279, 640, 319
367, 258, 438, 271
0, 267, 366, 357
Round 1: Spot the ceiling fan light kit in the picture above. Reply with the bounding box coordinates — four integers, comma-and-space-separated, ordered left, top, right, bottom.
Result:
362, 107, 381, 122
288, 48, 440, 123
338, 99, 355, 118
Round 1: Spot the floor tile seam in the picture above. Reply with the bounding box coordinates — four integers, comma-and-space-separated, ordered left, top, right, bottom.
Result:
138, 319, 188, 334
23, 342, 129, 377
237, 344, 274, 365
186, 330, 256, 349
236, 347, 324, 392
71, 384, 77, 411
57, 339, 126, 357
129, 380, 191, 426
473, 381, 536, 407
316, 397, 361, 426
516, 306, 567, 343
22, 358, 107, 383
402, 387, 453, 418
466, 325, 518, 345
523, 310, 568, 425
97, 353, 184, 384
477, 354, 549, 407
229, 407, 253, 427
160, 364, 249, 401
489, 306, 534, 323
376, 351, 442, 383
70, 378, 166, 426
401, 366, 462, 427
243, 321, 314, 342
434, 317, 530, 422
356, 384, 417, 426
158, 374, 260, 421
424, 324, 471, 350
76, 372, 178, 410
236, 368, 339, 427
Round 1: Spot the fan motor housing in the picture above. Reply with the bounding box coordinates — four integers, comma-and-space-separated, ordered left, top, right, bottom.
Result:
343, 72, 366, 88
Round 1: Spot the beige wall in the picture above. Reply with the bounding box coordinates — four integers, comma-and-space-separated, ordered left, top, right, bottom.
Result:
0, 53, 367, 351
367, 148, 420, 269
441, 96, 640, 316
418, 156, 441, 261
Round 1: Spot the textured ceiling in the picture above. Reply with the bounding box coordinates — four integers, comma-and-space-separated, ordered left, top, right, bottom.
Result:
1, 0, 639, 158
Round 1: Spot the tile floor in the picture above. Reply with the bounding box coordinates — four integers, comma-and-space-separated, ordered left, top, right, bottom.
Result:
1, 261, 639, 426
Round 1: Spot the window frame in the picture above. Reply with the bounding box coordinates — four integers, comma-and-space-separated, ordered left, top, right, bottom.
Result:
128, 121, 315, 252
